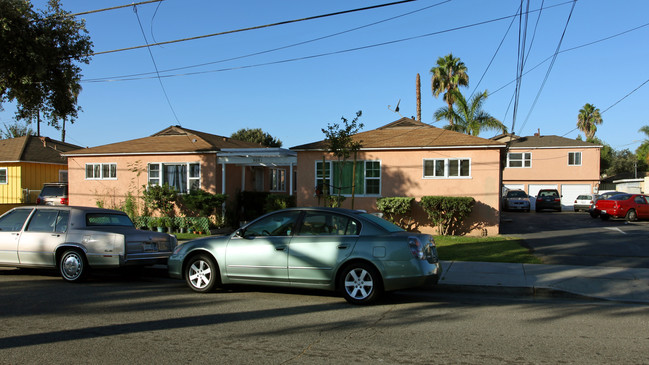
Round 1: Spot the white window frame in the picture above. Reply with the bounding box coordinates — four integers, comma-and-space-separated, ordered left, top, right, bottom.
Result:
85, 163, 117, 180
0, 167, 7, 184
314, 160, 382, 197
506, 152, 532, 168
423, 158, 471, 179
147, 162, 201, 193
568, 152, 582, 166
270, 168, 286, 192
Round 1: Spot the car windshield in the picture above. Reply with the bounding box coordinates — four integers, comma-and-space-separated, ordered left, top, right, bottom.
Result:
539, 191, 558, 197
86, 213, 134, 227
609, 194, 631, 201
507, 191, 527, 198
359, 213, 404, 233
576, 195, 591, 200
41, 185, 66, 196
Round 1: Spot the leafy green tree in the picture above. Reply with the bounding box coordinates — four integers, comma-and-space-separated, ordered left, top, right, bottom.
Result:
636, 125, 649, 163
588, 136, 613, 175
321, 111, 363, 208
434, 89, 506, 136
0, 0, 93, 130
1, 122, 34, 139
230, 128, 282, 147
430, 53, 469, 126
606, 149, 647, 178
576, 103, 603, 141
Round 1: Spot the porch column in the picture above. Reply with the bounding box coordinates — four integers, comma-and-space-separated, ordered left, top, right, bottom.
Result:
289, 163, 294, 196
241, 166, 246, 191
221, 163, 226, 195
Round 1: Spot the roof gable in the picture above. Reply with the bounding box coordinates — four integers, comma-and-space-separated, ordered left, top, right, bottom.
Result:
0, 136, 81, 163
508, 135, 601, 148
65, 125, 264, 155
291, 117, 503, 150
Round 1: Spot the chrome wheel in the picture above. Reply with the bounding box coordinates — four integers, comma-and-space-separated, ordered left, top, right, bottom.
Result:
340, 263, 382, 305
185, 255, 218, 293
59, 250, 87, 282
626, 209, 637, 222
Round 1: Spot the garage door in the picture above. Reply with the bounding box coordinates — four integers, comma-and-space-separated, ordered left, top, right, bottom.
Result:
503, 184, 524, 196
528, 184, 558, 210
561, 184, 592, 211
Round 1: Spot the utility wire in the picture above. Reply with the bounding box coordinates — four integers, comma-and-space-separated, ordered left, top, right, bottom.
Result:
89, 0, 417, 56
84, 1, 575, 83
133, 5, 181, 124
85, 0, 451, 82
517, 0, 577, 135
69, 0, 163, 16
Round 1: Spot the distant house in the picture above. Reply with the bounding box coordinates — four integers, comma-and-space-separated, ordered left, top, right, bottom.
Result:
62, 126, 296, 216
493, 132, 601, 209
0, 136, 80, 214
291, 118, 505, 236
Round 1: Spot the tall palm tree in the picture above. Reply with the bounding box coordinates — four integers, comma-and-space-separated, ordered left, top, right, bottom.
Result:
430, 53, 469, 125
434, 89, 507, 136
577, 103, 603, 141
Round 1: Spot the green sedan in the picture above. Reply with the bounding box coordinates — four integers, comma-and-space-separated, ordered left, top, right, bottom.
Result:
168, 207, 442, 305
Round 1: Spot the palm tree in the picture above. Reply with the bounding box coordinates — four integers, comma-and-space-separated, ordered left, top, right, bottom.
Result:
434, 89, 507, 136
430, 53, 469, 125
577, 103, 603, 141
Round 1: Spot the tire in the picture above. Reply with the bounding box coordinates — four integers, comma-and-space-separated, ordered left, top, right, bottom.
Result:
59, 249, 89, 282
185, 254, 219, 293
625, 209, 638, 222
600, 213, 610, 221
590, 210, 599, 218
339, 262, 383, 305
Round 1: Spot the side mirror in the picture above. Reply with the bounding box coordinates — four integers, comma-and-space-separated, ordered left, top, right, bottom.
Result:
235, 229, 245, 238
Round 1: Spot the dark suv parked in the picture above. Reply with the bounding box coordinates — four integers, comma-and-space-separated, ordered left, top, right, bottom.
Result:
535, 189, 561, 212
36, 182, 68, 205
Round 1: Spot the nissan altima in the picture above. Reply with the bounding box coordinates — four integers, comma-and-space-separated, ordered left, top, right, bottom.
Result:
168, 207, 442, 305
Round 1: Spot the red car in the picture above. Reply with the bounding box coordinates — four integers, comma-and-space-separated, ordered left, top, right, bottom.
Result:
595, 193, 649, 221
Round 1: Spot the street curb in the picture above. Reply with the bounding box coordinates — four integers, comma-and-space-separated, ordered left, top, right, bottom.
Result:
434, 283, 598, 301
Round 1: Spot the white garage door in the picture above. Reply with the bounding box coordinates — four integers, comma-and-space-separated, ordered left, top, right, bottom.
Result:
503, 184, 524, 196
561, 184, 592, 210
528, 184, 558, 210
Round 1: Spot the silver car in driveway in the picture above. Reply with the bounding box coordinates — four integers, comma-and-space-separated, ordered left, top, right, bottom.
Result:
0, 206, 177, 282
168, 207, 442, 305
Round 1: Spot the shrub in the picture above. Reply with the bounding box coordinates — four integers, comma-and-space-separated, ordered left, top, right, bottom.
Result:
179, 189, 227, 217
142, 184, 177, 217
264, 194, 296, 213
325, 195, 346, 208
420, 196, 475, 235
376, 197, 414, 229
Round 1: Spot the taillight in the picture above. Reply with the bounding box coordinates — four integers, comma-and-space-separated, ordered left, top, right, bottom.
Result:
36, 197, 42, 204
61, 198, 69, 205
408, 237, 425, 260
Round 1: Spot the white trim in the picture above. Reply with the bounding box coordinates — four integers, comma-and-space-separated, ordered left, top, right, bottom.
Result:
85, 163, 118, 180
506, 152, 532, 168
64, 151, 218, 157
568, 151, 582, 166
422, 158, 472, 179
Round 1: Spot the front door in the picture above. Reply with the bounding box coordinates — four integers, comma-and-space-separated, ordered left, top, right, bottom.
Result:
0, 208, 33, 264
18, 208, 69, 266
225, 210, 300, 284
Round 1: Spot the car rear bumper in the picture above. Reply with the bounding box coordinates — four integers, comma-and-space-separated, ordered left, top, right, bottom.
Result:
383, 261, 442, 291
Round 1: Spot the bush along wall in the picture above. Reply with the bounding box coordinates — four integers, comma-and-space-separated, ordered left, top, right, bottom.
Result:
420, 196, 475, 236
376, 197, 415, 230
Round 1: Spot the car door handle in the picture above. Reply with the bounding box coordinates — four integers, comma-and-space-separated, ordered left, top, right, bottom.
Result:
275, 246, 287, 251
51, 234, 61, 237
337, 244, 349, 249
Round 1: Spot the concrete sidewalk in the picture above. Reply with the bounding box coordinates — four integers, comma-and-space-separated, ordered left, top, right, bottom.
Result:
437, 261, 649, 304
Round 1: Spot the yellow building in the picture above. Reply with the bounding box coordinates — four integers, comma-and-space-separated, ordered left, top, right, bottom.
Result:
0, 136, 81, 214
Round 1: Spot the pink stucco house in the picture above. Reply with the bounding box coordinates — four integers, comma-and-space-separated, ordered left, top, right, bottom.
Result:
494, 133, 601, 210
63, 126, 296, 213
291, 118, 505, 236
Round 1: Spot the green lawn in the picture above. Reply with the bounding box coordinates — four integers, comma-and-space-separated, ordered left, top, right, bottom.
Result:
434, 235, 542, 264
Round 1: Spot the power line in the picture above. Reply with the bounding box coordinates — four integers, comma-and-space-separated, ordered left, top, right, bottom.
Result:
89, 0, 417, 56
69, 0, 163, 16
84, 1, 575, 83
84, 0, 451, 82
133, 5, 181, 124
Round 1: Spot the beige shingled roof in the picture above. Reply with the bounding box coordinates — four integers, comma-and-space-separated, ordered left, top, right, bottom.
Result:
291, 118, 504, 150
64, 126, 264, 155
0, 136, 81, 163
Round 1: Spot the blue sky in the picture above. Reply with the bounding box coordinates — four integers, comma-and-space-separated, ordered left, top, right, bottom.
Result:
3, 0, 649, 151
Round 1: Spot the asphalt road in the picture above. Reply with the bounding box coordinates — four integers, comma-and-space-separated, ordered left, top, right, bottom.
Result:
1, 268, 649, 364
500, 211, 649, 268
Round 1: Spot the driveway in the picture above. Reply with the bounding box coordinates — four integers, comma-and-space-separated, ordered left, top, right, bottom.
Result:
500, 211, 649, 268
